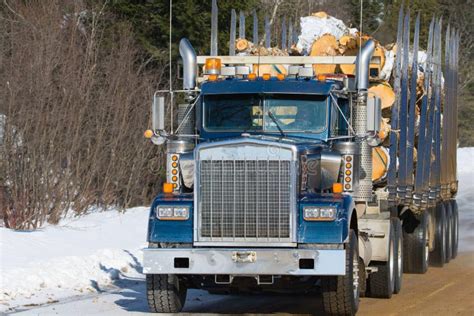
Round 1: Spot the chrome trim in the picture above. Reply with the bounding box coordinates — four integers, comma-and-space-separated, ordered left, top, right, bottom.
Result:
143, 248, 346, 276
193, 138, 298, 247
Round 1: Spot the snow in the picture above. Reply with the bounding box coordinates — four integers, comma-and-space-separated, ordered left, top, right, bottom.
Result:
0, 207, 149, 312
296, 15, 350, 55
1, 148, 473, 313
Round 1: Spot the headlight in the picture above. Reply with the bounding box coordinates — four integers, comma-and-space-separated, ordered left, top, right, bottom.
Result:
303, 206, 337, 221
156, 206, 190, 220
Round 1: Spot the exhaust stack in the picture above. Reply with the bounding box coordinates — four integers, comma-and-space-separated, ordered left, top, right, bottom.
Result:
356, 40, 376, 90
179, 38, 197, 90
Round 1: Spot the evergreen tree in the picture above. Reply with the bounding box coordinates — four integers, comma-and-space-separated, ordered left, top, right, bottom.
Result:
110, 0, 259, 60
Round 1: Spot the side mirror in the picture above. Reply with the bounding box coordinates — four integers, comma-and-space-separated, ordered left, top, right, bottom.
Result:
151, 95, 166, 145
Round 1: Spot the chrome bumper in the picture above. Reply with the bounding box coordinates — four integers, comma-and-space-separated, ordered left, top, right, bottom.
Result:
143, 248, 346, 276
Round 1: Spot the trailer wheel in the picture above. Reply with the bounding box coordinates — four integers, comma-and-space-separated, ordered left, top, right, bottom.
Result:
444, 201, 453, 263
392, 217, 403, 294
367, 219, 395, 298
429, 203, 446, 267
451, 200, 459, 259
321, 230, 360, 315
403, 210, 429, 274
146, 274, 187, 313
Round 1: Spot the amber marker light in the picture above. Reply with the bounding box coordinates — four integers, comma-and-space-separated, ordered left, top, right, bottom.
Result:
172, 176, 178, 182
317, 74, 327, 82
171, 155, 178, 161
172, 162, 178, 168
346, 163, 352, 168
248, 73, 257, 80
277, 73, 285, 81
345, 170, 352, 176
262, 73, 271, 80
144, 129, 154, 139
163, 182, 173, 193
172, 169, 178, 175
208, 74, 218, 81
205, 58, 222, 73
333, 183, 343, 193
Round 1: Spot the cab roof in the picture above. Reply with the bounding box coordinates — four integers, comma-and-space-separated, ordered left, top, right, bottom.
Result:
200, 78, 338, 96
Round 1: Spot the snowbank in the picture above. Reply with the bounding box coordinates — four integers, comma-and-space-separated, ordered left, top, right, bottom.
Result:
0, 207, 149, 312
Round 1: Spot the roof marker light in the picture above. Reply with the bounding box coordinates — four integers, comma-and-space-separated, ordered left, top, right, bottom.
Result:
262, 73, 271, 80
248, 73, 257, 80
277, 73, 285, 81
204, 58, 222, 75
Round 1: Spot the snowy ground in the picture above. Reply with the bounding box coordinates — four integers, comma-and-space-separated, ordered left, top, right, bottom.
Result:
0, 208, 149, 313
1, 148, 473, 314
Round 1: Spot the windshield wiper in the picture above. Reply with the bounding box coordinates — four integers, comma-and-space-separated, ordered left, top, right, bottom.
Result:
267, 110, 286, 138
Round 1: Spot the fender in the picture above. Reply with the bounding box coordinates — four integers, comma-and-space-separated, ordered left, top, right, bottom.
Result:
298, 193, 354, 244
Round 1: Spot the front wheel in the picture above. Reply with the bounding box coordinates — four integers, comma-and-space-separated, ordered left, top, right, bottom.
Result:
146, 274, 187, 313
321, 230, 360, 315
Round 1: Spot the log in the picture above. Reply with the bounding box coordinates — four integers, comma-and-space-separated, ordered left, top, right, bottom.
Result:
372, 146, 389, 182
340, 47, 358, 75
236, 38, 250, 52
252, 64, 287, 76
309, 34, 338, 75
369, 82, 396, 110
311, 11, 328, 19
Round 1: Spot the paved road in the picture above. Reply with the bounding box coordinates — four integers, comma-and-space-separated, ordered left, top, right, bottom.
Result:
11, 250, 474, 316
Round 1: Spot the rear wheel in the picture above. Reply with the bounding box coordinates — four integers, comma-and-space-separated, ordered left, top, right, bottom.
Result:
451, 200, 459, 259
429, 204, 446, 267
146, 274, 187, 313
392, 217, 403, 294
403, 211, 429, 274
321, 230, 360, 315
367, 219, 395, 298
444, 202, 453, 263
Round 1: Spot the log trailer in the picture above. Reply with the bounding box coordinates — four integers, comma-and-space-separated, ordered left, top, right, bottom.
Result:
142, 5, 460, 315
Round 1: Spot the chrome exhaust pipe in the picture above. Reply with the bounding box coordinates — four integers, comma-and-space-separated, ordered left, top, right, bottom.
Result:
179, 38, 197, 90
356, 39, 376, 91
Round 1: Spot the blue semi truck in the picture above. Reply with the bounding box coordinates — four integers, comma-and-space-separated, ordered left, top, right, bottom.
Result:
142, 6, 459, 315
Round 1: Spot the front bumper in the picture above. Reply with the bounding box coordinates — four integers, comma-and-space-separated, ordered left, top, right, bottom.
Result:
143, 248, 345, 276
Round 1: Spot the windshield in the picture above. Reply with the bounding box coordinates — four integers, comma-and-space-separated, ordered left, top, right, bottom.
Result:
203, 94, 328, 133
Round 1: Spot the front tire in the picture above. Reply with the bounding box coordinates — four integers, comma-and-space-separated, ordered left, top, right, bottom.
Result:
146, 274, 187, 313
403, 211, 429, 274
321, 230, 360, 315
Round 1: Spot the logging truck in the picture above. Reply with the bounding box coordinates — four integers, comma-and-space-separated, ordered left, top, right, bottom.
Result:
142, 5, 460, 315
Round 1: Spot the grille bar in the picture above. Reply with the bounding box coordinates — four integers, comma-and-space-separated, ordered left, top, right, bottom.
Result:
198, 159, 292, 242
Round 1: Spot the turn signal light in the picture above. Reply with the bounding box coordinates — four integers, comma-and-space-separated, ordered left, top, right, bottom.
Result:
144, 129, 154, 139
333, 183, 343, 193
163, 182, 173, 193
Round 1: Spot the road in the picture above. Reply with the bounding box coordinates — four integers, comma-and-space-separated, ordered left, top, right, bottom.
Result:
9, 251, 474, 316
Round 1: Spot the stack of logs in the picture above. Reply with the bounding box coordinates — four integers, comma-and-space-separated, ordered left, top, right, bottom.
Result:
233, 11, 426, 185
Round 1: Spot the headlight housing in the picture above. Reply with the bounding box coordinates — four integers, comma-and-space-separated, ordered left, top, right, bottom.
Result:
156, 206, 190, 220
303, 206, 337, 221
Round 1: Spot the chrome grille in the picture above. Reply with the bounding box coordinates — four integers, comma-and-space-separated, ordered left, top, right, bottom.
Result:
198, 159, 292, 242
